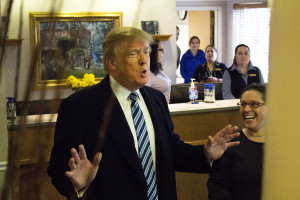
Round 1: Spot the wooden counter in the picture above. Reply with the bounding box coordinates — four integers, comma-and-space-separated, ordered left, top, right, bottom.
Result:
169, 100, 244, 200
7, 99, 244, 200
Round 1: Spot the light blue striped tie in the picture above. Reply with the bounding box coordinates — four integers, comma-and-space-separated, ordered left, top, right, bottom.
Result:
129, 92, 158, 200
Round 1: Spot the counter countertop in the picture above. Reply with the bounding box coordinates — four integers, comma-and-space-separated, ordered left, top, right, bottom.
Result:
7, 99, 240, 128
169, 99, 240, 115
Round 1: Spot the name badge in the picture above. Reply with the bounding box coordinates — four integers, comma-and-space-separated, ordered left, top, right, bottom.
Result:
249, 74, 257, 77
215, 68, 221, 71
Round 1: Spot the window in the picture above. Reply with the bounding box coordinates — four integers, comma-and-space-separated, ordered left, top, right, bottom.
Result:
233, 4, 270, 82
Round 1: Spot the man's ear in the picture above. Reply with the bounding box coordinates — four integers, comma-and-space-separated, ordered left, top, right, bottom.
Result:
106, 58, 116, 71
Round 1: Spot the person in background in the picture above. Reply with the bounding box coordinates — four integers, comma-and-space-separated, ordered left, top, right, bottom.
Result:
222, 44, 264, 99
193, 45, 227, 83
180, 36, 206, 83
176, 26, 181, 68
146, 39, 171, 103
207, 83, 267, 200
47, 27, 240, 200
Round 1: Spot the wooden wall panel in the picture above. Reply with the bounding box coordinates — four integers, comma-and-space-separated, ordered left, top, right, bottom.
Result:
173, 109, 244, 200
7, 108, 244, 200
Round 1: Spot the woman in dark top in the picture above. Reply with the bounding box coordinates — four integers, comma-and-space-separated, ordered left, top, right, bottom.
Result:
222, 44, 264, 99
207, 83, 267, 200
193, 45, 227, 83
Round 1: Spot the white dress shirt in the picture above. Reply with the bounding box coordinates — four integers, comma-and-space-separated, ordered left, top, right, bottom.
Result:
77, 76, 157, 198
110, 76, 157, 167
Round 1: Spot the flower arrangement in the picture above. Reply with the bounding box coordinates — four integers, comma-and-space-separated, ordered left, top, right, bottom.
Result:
66, 73, 97, 91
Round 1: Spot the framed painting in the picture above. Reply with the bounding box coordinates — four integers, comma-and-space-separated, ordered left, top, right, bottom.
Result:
29, 12, 122, 89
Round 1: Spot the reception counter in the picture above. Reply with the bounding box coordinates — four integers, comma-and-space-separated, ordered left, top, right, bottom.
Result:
8, 99, 241, 129
7, 99, 244, 200
168, 99, 244, 200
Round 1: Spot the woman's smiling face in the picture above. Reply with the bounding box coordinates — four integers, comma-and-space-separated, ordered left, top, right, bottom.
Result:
240, 90, 267, 132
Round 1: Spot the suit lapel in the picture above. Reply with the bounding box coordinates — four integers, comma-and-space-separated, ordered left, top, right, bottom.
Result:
140, 87, 173, 192
95, 76, 147, 183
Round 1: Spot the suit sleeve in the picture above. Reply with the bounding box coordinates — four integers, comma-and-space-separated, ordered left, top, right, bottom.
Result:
47, 98, 83, 197
156, 91, 212, 173
172, 134, 212, 173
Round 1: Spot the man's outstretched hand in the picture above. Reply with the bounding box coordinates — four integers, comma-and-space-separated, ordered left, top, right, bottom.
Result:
204, 125, 240, 162
65, 144, 102, 191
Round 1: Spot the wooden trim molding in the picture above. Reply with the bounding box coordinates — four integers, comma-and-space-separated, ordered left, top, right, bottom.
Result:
152, 34, 172, 41
234, 3, 268, 9
5, 39, 23, 46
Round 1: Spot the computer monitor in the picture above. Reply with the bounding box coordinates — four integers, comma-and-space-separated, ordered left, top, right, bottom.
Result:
169, 82, 223, 104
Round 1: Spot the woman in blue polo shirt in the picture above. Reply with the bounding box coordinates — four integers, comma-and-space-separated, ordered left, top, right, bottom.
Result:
222, 44, 264, 99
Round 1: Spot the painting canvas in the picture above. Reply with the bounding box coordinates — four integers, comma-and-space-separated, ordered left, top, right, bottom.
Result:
30, 12, 122, 89
141, 21, 159, 35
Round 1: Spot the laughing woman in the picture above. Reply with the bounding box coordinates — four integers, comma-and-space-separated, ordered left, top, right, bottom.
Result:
207, 83, 267, 200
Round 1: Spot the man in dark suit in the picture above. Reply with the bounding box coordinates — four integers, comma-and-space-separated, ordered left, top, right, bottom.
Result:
47, 27, 239, 200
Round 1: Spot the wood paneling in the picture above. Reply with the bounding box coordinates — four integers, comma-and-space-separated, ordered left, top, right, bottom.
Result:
173, 109, 244, 200
8, 125, 65, 200
7, 108, 244, 200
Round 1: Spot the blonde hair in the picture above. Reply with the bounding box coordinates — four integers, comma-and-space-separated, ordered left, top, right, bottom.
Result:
103, 27, 153, 73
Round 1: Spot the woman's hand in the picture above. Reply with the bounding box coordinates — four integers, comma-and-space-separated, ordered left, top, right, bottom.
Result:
204, 125, 240, 162
205, 77, 219, 83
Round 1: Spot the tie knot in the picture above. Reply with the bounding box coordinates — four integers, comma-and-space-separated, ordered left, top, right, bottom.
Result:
129, 92, 138, 101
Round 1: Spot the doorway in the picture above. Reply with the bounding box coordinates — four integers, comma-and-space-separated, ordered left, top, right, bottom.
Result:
176, 6, 223, 81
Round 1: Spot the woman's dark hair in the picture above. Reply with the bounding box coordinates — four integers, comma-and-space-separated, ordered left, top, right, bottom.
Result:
189, 36, 200, 45
232, 44, 251, 66
241, 83, 267, 101
150, 39, 163, 75
205, 45, 217, 53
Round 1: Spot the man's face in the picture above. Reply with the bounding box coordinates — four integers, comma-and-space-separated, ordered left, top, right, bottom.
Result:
109, 38, 150, 91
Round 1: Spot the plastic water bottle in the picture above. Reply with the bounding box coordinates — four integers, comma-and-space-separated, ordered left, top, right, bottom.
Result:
6, 97, 16, 119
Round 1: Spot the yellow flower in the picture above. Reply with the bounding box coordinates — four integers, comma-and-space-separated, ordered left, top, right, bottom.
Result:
66, 73, 97, 91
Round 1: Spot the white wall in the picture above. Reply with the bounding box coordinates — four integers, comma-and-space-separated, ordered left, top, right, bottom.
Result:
0, 30, 8, 200
176, 0, 267, 66
2, 0, 177, 100
0, 0, 9, 194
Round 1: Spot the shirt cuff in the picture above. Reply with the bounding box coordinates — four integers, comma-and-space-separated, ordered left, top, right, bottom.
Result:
75, 186, 88, 198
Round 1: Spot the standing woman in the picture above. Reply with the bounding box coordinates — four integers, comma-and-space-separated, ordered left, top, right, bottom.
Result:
207, 83, 267, 200
146, 39, 172, 103
193, 45, 227, 83
222, 44, 264, 99
180, 36, 206, 83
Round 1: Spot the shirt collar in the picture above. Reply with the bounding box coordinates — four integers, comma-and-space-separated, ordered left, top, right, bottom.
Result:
230, 62, 254, 72
109, 75, 141, 104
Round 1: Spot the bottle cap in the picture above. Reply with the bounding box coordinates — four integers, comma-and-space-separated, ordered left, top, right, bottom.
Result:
190, 78, 195, 87
6, 97, 16, 103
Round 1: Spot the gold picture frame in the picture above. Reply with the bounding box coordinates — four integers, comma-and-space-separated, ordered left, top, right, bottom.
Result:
30, 12, 122, 89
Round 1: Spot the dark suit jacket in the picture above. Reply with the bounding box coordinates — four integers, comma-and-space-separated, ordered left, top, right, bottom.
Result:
47, 75, 211, 200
